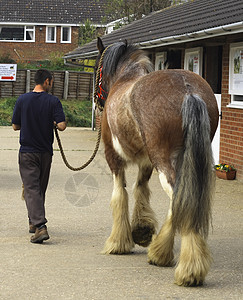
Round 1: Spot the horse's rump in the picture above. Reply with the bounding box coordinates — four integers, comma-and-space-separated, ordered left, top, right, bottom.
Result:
129, 69, 218, 175
130, 69, 218, 140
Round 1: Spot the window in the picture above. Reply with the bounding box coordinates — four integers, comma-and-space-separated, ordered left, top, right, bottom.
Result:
155, 52, 167, 70
25, 26, 35, 41
184, 47, 203, 76
0, 25, 35, 42
46, 26, 56, 43
228, 42, 243, 109
61, 27, 71, 43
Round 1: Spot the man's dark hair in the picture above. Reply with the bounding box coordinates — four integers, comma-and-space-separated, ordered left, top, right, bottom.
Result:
34, 69, 53, 85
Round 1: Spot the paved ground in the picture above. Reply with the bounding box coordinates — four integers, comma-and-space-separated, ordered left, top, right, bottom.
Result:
0, 126, 242, 300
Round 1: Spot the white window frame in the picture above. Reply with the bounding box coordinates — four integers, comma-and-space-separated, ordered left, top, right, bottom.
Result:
228, 42, 243, 109
0, 25, 35, 42
61, 26, 71, 43
46, 26, 56, 43
184, 47, 203, 76
155, 52, 167, 70
25, 26, 35, 42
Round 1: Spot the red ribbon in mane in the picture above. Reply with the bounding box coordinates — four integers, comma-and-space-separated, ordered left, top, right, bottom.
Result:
97, 66, 108, 102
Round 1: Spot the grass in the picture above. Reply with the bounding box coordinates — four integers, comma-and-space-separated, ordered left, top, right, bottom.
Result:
0, 97, 93, 127
0, 97, 17, 126
62, 99, 93, 127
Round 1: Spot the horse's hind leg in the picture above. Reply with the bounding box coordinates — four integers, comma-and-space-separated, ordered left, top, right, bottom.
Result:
103, 168, 134, 254
175, 231, 211, 286
131, 162, 158, 247
148, 171, 175, 267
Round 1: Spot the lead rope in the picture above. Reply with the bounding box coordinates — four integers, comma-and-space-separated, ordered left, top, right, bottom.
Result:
54, 46, 110, 171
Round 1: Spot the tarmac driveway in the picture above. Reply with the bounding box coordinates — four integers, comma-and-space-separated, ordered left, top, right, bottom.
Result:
0, 126, 242, 300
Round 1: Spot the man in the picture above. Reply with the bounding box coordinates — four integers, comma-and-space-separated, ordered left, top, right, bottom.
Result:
12, 69, 66, 243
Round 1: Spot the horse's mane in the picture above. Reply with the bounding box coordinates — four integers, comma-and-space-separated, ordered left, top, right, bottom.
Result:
102, 42, 153, 78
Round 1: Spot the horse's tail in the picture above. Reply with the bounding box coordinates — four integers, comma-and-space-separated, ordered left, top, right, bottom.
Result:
172, 94, 214, 238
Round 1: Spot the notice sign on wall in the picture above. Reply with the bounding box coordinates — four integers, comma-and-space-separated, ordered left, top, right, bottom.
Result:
0, 64, 17, 81
229, 43, 243, 95
184, 47, 203, 76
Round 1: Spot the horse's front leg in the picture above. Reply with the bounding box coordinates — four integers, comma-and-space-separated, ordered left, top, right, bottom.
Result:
131, 162, 158, 247
103, 168, 134, 254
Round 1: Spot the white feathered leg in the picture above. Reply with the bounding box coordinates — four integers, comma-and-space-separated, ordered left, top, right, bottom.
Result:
103, 170, 134, 254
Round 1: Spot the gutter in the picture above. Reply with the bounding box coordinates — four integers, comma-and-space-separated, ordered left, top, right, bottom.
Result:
0, 21, 105, 27
138, 21, 243, 49
65, 50, 99, 60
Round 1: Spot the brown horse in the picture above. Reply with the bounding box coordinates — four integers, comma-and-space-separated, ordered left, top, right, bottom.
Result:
96, 37, 219, 286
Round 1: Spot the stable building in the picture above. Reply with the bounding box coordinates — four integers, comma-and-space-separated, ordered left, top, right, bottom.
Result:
64, 0, 243, 180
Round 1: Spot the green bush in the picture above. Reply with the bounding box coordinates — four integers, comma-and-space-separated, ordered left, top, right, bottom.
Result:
17, 51, 85, 71
0, 97, 93, 127
62, 99, 93, 127
0, 97, 17, 125
0, 53, 16, 63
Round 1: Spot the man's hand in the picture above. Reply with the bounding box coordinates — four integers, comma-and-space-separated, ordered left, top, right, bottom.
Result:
54, 121, 66, 131
12, 124, 21, 131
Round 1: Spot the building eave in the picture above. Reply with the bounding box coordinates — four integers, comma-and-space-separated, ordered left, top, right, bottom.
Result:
64, 21, 243, 60
138, 21, 243, 49
0, 21, 105, 27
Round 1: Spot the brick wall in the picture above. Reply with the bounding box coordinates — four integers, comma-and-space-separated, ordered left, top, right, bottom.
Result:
0, 25, 79, 61
220, 42, 243, 180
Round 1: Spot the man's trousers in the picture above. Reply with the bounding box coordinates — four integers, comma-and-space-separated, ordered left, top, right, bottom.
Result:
19, 152, 52, 226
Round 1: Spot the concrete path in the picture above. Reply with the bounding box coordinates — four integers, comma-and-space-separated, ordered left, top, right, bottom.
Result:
0, 126, 242, 300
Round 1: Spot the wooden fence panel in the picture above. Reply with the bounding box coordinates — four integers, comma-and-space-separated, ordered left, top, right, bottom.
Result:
0, 69, 93, 101
68, 72, 79, 99
52, 71, 65, 100
75, 72, 93, 101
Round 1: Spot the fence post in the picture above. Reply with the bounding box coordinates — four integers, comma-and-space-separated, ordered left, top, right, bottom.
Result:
26, 70, 31, 93
63, 71, 69, 100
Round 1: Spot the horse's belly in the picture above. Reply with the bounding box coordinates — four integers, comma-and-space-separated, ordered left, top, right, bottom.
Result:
112, 135, 130, 160
111, 131, 147, 163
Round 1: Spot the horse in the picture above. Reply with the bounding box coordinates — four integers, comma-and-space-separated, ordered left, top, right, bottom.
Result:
96, 37, 219, 287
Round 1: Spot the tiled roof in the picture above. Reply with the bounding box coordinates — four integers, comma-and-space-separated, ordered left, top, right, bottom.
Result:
64, 0, 243, 58
0, 0, 108, 25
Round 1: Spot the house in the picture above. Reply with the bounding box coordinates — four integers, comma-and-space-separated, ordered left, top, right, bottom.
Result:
0, 0, 108, 62
64, 0, 243, 180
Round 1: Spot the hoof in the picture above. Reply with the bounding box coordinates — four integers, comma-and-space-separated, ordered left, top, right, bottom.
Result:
132, 225, 155, 247
102, 238, 134, 255
148, 256, 174, 267
175, 277, 204, 287
147, 239, 174, 267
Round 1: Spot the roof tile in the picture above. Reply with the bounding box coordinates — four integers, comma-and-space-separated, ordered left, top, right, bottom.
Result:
0, 0, 108, 24
65, 0, 243, 58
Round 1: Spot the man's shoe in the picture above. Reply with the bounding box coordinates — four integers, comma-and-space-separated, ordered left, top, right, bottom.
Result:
30, 225, 49, 243
29, 224, 36, 233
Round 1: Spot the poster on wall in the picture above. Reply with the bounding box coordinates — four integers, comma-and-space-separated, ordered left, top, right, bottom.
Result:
155, 52, 167, 71
232, 49, 243, 94
188, 54, 199, 74
184, 48, 202, 76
